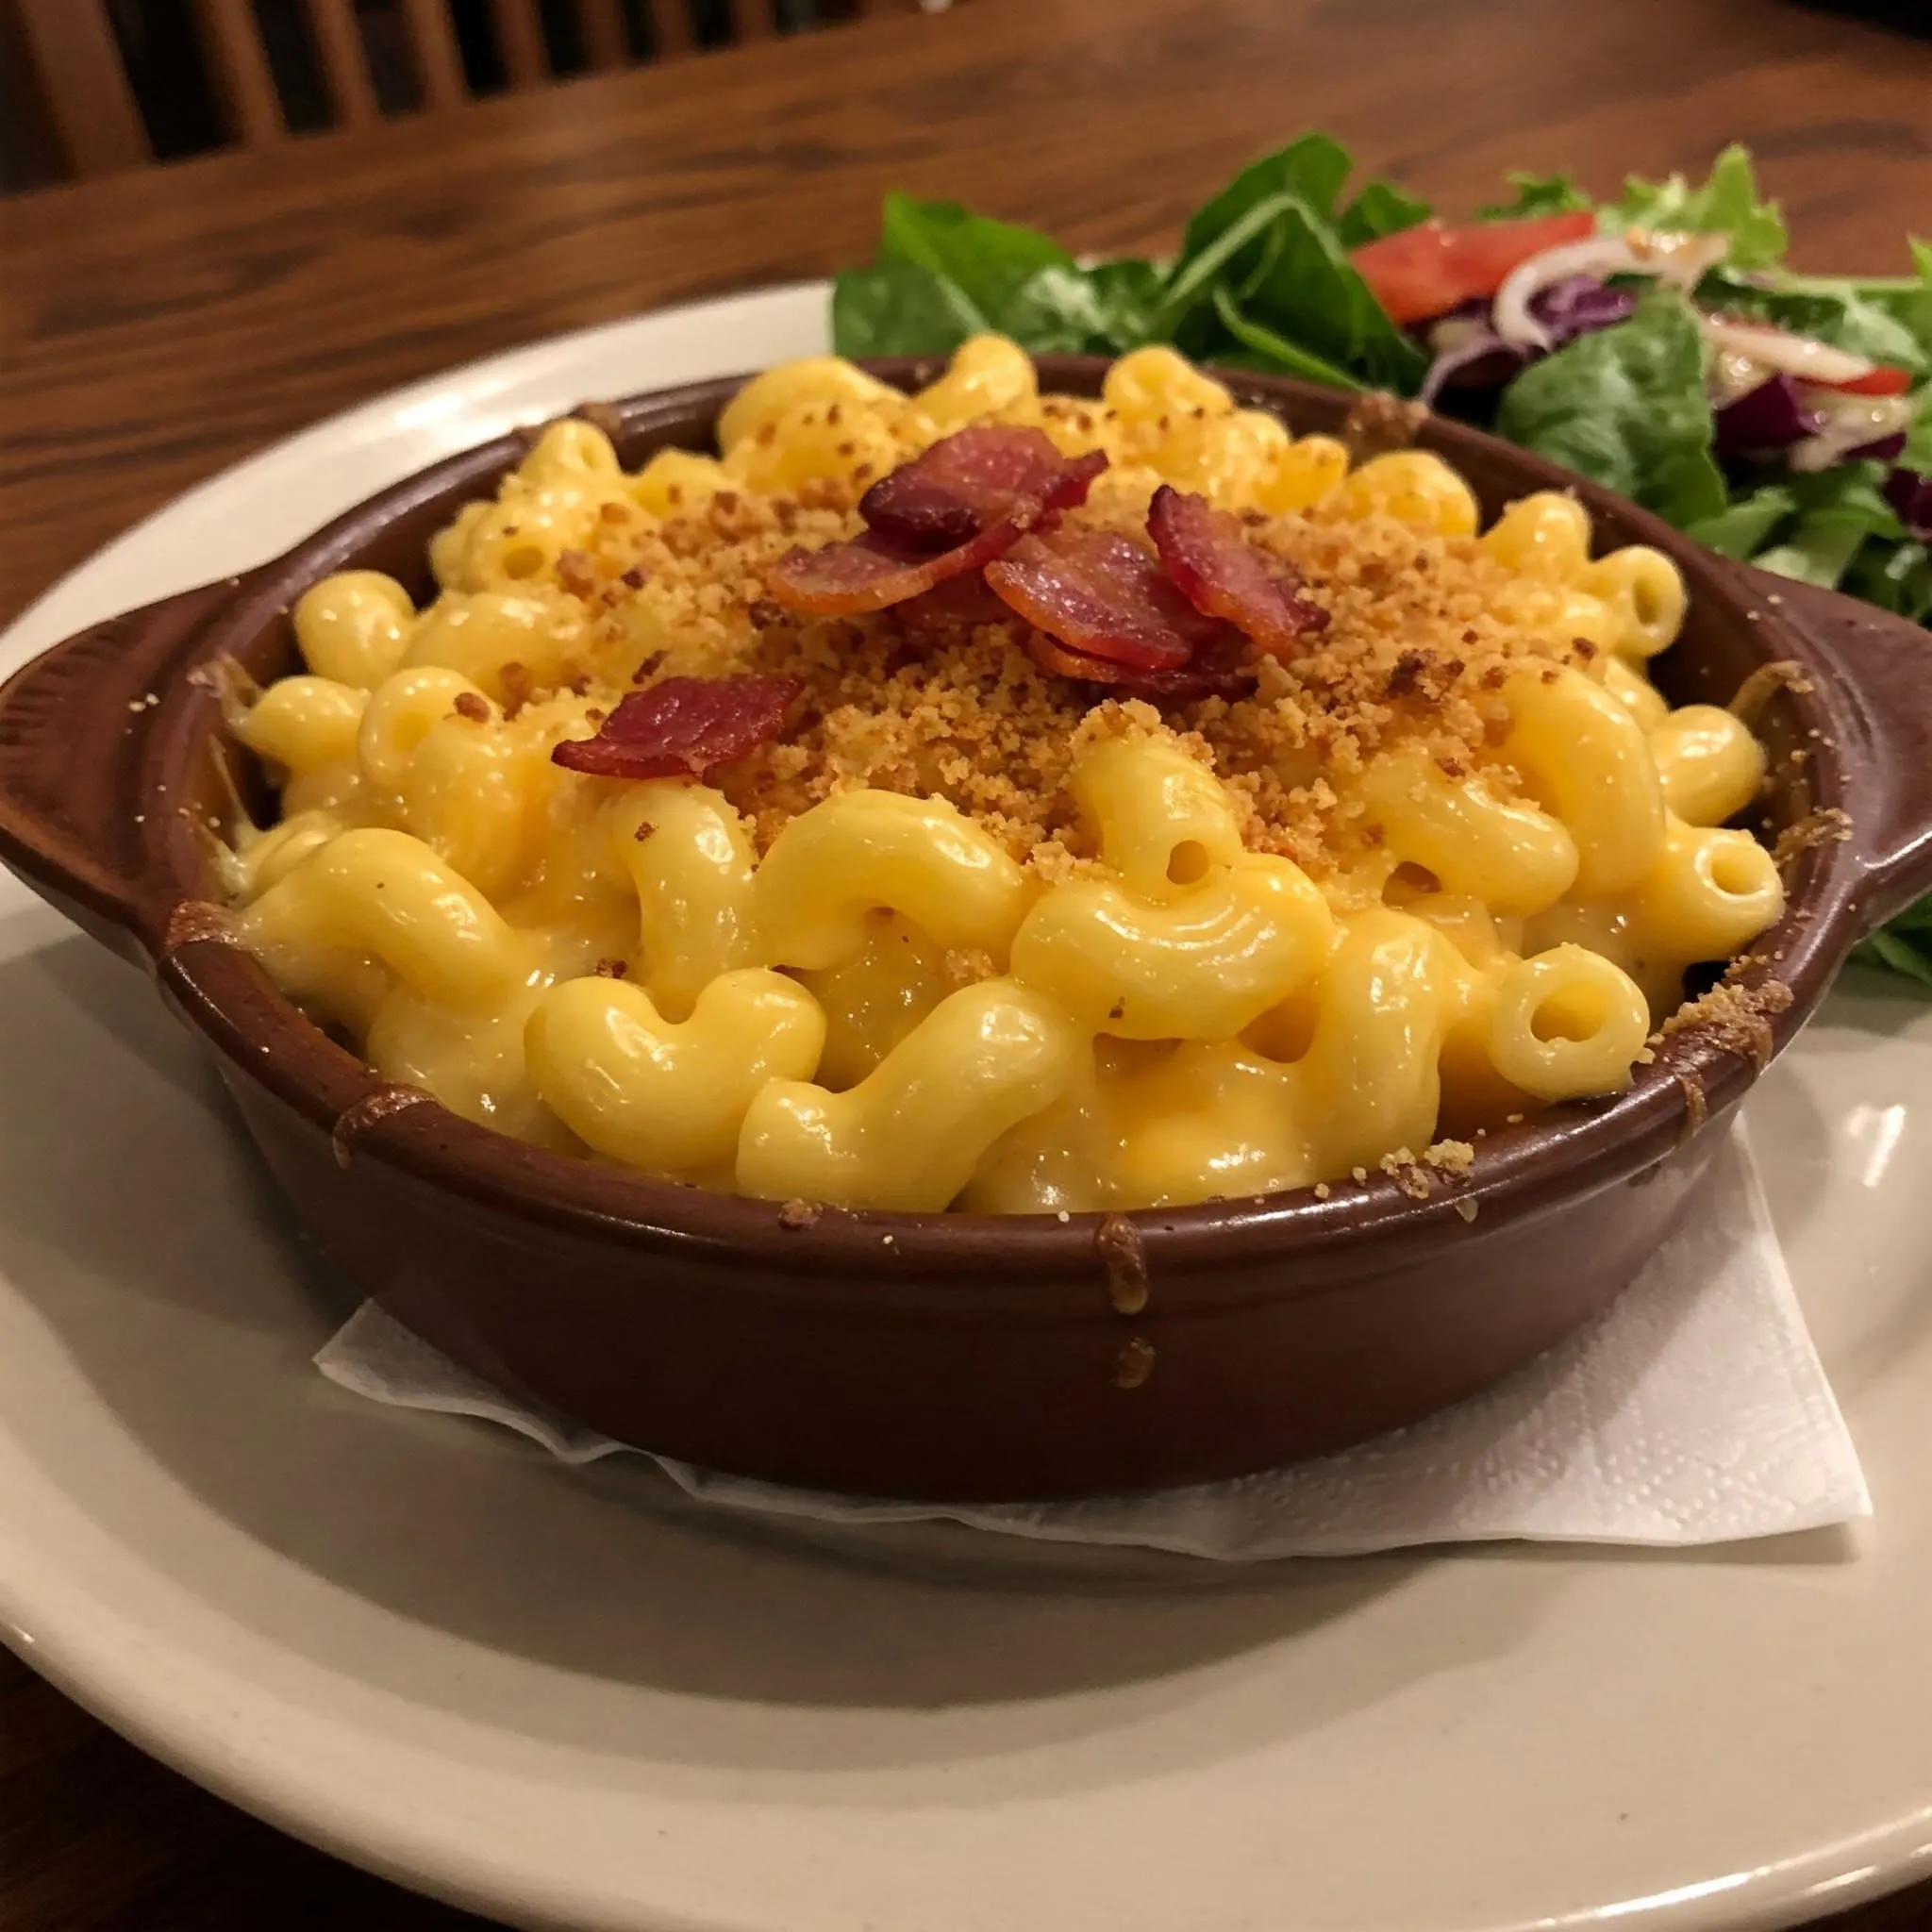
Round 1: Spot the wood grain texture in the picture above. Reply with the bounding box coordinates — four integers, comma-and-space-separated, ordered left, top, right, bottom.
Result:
3, 0, 1932, 1922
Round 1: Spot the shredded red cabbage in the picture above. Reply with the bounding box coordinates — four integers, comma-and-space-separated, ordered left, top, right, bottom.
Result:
1885, 468, 1932, 540
1417, 277, 1637, 407
1844, 433, 1909, 466
1714, 375, 1824, 460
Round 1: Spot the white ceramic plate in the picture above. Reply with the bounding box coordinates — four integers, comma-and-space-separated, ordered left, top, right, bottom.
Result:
5, 284, 1932, 1932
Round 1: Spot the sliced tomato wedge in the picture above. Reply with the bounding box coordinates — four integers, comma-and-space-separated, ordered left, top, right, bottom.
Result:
1351, 211, 1597, 327
1815, 364, 1913, 397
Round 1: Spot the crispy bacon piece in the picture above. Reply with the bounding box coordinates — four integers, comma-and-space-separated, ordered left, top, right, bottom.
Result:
861, 427, 1108, 549
551, 675, 800, 780
1020, 626, 1256, 703
768, 427, 1108, 617
984, 528, 1226, 672
1146, 485, 1328, 657
769, 525, 1012, 616
894, 571, 1016, 633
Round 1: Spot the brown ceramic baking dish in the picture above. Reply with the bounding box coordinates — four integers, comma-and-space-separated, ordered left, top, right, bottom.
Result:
5, 357, 1932, 1503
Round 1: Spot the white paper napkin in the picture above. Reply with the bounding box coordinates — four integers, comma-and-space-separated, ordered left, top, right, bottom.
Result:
315, 1127, 1870, 1558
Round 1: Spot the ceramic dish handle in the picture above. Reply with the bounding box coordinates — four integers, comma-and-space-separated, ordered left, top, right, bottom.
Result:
0, 580, 233, 963
1754, 570, 1932, 931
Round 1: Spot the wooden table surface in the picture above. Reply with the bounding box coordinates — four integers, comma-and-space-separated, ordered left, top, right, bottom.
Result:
5, 0, 1932, 1923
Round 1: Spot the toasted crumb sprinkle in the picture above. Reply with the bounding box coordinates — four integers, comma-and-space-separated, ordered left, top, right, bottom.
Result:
1772, 808, 1852, 868
1379, 1147, 1435, 1200
777, 1198, 821, 1230
1424, 1138, 1475, 1175
1095, 1212, 1149, 1315
1658, 975, 1794, 1071
1313, 1181, 1331, 1199
1454, 1198, 1479, 1224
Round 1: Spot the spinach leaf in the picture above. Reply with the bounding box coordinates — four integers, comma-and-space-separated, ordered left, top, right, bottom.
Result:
1230, 202, 1429, 391
1606, 145, 1788, 269
876, 193, 1074, 323
834, 197, 1165, 359
1337, 179, 1432, 249
831, 259, 982, 358
1209, 285, 1363, 389
1179, 133, 1355, 269
1082, 258, 1167, 349
1478, 171, 1592, 220
1494, 287, 1726, 523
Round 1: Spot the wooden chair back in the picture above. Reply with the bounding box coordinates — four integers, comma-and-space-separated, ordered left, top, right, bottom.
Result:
6, 0, 929, 186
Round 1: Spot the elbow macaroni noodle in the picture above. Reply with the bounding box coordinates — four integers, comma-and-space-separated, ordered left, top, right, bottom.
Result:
223, 340, 1786, 1214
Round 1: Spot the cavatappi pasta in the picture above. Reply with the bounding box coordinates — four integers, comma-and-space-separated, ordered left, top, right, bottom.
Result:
222, 339, 1784, 1213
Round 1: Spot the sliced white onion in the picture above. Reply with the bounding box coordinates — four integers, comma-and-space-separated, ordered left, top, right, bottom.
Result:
1709, 347, 1773, 409
1492, 227, 1731, 352
1426, 312, 1496, 355
1699, 316, 1876, 387
1494, 238, 1641, 349
1787, 391, 1915, 472
1624, 227, 1732, 288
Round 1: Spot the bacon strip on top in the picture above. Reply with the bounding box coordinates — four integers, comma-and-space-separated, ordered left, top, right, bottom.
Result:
1146, 484, 1328, 657
768, 426, 1108, 617
551, 675, 800, 780
860, 426, 1108, 550
983, 528, 1228, 672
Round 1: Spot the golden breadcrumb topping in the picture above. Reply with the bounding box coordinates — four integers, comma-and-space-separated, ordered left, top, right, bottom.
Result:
541, 448, 1594, 876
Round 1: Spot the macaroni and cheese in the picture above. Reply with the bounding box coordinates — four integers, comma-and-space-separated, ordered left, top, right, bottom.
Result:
222, 340, 1784, 1214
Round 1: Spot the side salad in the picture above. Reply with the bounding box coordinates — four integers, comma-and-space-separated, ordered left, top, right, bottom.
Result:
832, 137, 1932, 986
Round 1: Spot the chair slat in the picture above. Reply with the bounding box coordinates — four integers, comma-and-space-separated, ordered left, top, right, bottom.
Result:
733, 0, 776, 42
306, 0, 379, 126
651, 0, 694, 60
491, 0, 549, 87
191, 0, 288, 145
399, 0, 469, 108
12, 0, 150, 178
577, 0, 632, 70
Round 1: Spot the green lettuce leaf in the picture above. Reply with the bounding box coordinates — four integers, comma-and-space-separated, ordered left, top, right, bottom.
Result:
1337, 179, 1432, 248
1853, 928, 1932, 988
1494, 287, 1727, 523
1478, 171, 1592, 220
1752, 463, 1904, 591
1606, 144, 1788, 269
1844, 536, 1932, 625
1684, 484, 1797, 560
1874, 239, 1932, 361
